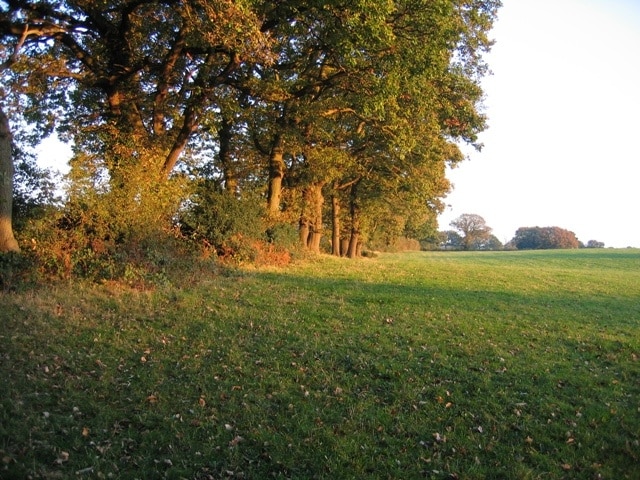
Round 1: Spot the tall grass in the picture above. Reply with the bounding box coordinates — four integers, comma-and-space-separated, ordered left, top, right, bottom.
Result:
1, 249, 639, 479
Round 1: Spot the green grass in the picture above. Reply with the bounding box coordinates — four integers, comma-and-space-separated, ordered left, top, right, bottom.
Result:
1, 249, 639, 479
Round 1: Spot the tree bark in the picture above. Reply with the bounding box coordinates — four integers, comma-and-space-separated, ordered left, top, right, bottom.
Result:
347, 225, 360, 258
0, 107, 20, 252
267, 134, 284, 214
218, 117, 238, 194
307, 182, 324, 253
331, 191, 341, 256
346, 182, 360, 258
340, 237, 349, 256
162, 104, 199, 177
298, 217, 311, 247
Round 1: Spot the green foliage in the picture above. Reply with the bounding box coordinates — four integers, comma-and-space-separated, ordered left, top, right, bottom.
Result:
179, 186, 267, 259
441, 229, 464, 250
15, 157, 191, 282
1, 249, 638, 479
12, 150, 62, 230
1, 0, 501, 258
0, 250, 35, 290
265, 221, 300, 250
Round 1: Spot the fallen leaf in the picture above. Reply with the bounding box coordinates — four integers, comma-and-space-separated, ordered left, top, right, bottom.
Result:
561, 463, 571, 471
82, 427, 90, 437
229, 435, 244, 447
146, 394, 158, 404
199, 396, 206, 407
96, 444, 110, 455
55, 451, 70, 465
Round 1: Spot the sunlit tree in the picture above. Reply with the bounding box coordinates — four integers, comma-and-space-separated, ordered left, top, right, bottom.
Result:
512, 226, 580, 250
450, 213, 492, 250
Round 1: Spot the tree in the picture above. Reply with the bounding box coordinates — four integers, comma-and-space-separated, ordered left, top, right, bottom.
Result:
450, 213, 492, 250
0, 106, 19, 252
441, 230, 463, 250
1, 0, 502, 269
511, 226, 580, 250
0, 14, 27, 253
1, 0, 274, 188
586, 240, 605, 248
245, 0, 500, 252
475, 234, 503, 251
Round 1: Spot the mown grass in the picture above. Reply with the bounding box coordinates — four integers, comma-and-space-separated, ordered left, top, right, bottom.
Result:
1, 249, 639, 479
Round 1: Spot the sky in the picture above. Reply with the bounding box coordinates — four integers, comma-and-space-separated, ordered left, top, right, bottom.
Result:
438, 0, 640, 248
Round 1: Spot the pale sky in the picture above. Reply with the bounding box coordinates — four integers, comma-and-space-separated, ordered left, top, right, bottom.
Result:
439, 0, 640, 248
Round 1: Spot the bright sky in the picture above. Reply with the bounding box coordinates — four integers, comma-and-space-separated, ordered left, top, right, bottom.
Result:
438, 0, 640, 248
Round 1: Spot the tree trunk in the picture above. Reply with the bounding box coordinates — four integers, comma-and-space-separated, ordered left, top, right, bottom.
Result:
347, 226, 360, 259
340, 237, 349, 256
346, 182, 360, 258
298, 217, 311, 247
162, 103, 198, 177
331, 192, 341, 256
307, 183, 325, 253
0, 107, 20, 252
218, 117, 238, 194
267, 134, 284, 214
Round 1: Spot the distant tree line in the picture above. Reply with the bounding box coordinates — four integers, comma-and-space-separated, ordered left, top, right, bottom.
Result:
429, 214, 605, 251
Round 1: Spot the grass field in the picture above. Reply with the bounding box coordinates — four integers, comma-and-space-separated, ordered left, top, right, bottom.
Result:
1, 249, 639, 479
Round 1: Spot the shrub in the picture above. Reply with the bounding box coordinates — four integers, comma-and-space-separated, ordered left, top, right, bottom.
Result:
0, 251, 36, 290
178, 186, 268, 262
266, 222, 300, 250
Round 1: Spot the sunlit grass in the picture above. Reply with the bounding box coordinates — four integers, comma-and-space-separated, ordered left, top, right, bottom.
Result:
1, 249, 639, 479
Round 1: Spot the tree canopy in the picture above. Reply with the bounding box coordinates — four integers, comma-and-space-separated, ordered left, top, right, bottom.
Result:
449, 213, 493, 250
0, 0, 502, 271
511, 226, 580, 250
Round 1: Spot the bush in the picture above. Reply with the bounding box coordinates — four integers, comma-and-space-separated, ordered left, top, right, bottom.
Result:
266, 222, 300, 250
0, 251, 36, 290
178, 187, 267, 261
18, 167, 193, 284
